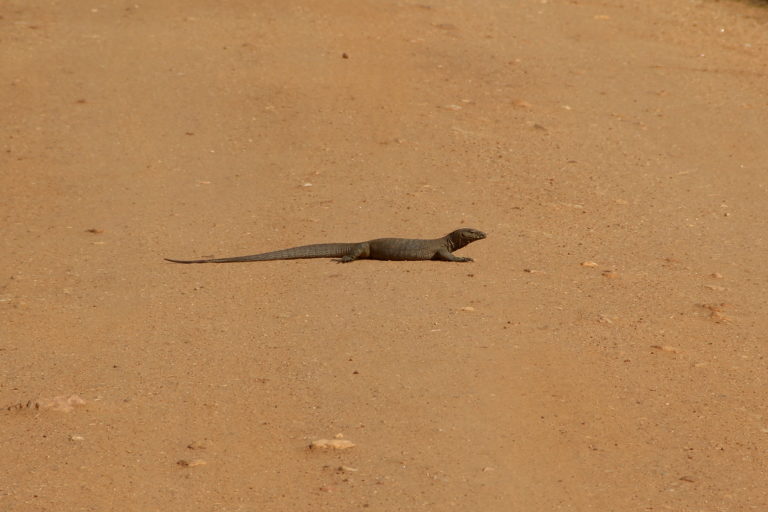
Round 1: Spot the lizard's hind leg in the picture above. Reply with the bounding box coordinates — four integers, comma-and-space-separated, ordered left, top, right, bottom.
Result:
334, 242, 369, 263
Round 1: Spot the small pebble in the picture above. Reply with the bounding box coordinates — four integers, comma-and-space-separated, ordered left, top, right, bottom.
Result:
651, 345, 681, 354
700, 303, 731, 322
598, 314, 615, 324
710, 311, 731, 323
37, 394, 86, 413
460, 306, 475, 312
187, 439, 212, 450
711, 273, 723, 279
581, 261, 598, 267
177, 459, 207, 468
310, 439, 356, 450
701, 303, 728, 312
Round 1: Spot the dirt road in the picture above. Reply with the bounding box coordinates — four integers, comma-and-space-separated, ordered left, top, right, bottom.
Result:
2, 1, 767, 510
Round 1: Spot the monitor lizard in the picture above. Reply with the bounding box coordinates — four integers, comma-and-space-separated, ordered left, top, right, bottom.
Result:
165, 228, 486, 264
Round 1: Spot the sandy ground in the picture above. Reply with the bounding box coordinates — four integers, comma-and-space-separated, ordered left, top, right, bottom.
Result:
2, 0, 768, 510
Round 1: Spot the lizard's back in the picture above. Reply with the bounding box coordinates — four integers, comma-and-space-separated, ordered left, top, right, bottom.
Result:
367, 237, 443, 260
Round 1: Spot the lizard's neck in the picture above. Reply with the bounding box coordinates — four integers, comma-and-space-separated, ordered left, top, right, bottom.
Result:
445, 231, 468, 251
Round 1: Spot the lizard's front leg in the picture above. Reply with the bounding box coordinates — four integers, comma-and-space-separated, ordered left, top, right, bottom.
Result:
434, 248, 473, 262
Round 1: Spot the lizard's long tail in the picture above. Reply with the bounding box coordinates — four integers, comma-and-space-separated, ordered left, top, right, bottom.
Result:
164, 243, 359, 263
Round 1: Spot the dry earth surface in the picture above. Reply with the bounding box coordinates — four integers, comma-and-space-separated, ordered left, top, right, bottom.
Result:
2, 0, 768, 510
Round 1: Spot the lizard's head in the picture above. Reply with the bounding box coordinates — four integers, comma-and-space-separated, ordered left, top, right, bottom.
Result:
448, 228, 486, 249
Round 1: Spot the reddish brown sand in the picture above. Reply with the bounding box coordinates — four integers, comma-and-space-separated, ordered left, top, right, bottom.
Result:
2, 1, 768, 510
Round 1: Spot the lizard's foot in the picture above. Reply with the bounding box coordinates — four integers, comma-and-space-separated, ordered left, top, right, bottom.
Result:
456, 257, 474, 262
333, 256, 356, 263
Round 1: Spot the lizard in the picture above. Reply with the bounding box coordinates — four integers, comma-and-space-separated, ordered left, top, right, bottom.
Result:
164, 228, 486, 264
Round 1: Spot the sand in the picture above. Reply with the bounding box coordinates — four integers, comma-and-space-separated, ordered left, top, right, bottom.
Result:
2, 0, 768, 510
